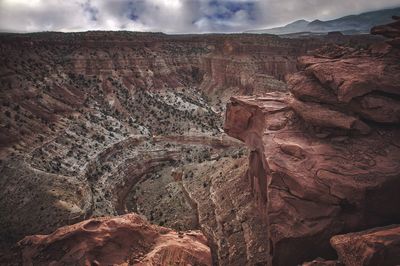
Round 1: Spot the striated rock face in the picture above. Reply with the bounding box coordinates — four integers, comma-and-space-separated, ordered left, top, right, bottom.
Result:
199, 39, 302, 96
225, 21, 400, 265
18, 213, 212, 266
0, 32, 375, 157
331, 225, 400, 266
181, 157, 270, 265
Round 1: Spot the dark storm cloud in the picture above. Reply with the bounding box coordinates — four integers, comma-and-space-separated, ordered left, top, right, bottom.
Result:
82, 1, 99, 21
0, 0, 399, 33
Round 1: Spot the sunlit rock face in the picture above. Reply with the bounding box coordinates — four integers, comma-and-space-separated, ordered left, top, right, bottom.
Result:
225, 19, 400, 265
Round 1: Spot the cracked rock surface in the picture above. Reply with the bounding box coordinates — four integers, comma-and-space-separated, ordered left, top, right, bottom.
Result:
225, 20, 400, 265
18, 213, 212, 266
331, 224, 400, 266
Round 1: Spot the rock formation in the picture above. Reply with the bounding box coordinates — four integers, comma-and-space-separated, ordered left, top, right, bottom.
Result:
371, 16, 400, 48
181, 157, 270, 265
225, 19, 400, 265
0, 18, 397, 266
1, 31, 347, 249
330, 225, 400, 266
18, 213, 212, 266
0, 31, 331, 263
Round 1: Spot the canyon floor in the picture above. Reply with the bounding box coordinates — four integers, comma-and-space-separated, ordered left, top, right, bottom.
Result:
1, 18, 400, 266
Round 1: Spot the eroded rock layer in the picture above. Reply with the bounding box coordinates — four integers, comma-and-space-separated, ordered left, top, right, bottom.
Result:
331, 225, 400, 266
225, 21, 400, 265
1, 31, 348, 252
0, 32, 379, 157
18, 213, 212, 266
0, 25, 394, 266
181, 157, 270, 265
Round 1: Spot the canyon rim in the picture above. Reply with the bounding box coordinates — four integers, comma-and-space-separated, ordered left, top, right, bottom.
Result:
1, 2, 400, 266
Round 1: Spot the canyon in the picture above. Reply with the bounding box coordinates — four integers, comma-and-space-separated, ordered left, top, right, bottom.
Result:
1, 18, 399, 266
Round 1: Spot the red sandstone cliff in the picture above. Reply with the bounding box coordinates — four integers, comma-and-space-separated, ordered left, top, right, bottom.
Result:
225, 18, 400, 265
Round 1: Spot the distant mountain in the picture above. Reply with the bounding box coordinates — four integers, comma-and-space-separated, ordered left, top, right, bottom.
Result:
247, 7, 400, 35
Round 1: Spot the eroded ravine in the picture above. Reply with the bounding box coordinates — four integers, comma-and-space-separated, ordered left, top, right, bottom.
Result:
0, 29, 389, 265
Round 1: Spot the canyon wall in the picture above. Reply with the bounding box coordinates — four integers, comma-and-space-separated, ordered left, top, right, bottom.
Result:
0, 32, 375, 154
225, 19, 400, 265
0, 29, 389, 265
0, 32, 331, 244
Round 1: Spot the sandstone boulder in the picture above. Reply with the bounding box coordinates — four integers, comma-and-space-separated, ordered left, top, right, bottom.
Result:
18, 213, 212, 266
331, 225, 400, 266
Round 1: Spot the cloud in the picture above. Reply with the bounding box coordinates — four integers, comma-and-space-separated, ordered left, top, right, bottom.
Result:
0, 0, 399, 33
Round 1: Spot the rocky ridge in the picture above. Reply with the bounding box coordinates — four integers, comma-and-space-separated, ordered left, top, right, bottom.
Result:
0, 32, 331, 263
225, 18, 400, 265
0, 22, 397, 266
18, 213, 212, 266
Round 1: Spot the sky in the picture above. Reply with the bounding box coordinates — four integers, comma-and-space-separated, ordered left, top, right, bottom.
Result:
0, 0, 399, 33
